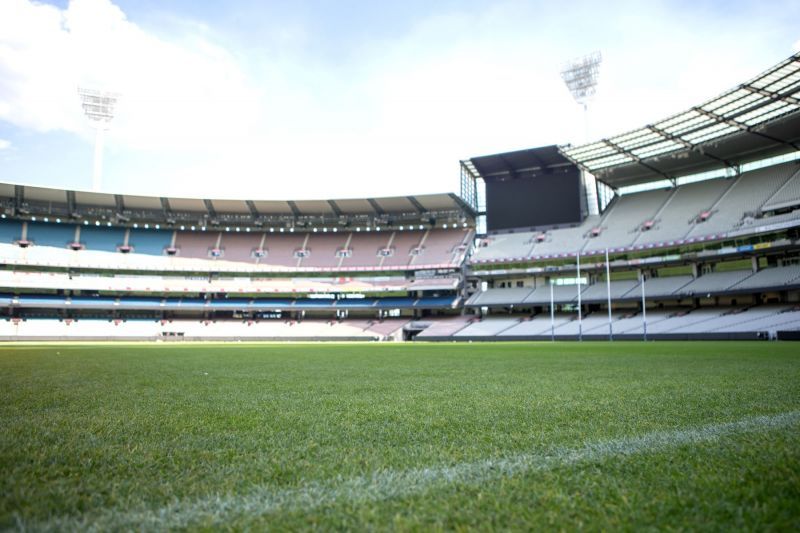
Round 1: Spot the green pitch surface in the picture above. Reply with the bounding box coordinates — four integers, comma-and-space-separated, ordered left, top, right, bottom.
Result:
2, 342, 799, 531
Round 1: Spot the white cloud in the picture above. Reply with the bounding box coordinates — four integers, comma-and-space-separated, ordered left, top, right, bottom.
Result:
0, 139, 10, 150
0, 0, 261, 150
0, 0, 797, 200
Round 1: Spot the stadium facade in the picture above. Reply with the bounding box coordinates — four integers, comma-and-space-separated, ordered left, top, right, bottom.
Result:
1, 53, 799, 341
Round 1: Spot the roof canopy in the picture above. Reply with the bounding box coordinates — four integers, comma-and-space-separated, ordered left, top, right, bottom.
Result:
463, 145, 575, 182
0, 182, 475, 225
560, 53, 800, 188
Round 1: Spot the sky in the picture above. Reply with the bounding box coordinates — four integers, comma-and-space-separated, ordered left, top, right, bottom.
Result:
0, 0, 798, 201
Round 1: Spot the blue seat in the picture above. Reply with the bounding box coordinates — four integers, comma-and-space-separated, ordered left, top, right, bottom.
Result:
26, 222, 76, 248
294, 299, 336, 309
0, 220, 24, 244
119, 298, 163, 307
250, 299, 294, 308
128, 228, 172, 256
414, 296, 456, 308
18, 295, 67, 306
335, 298, 377, 308
80, 226, 126, 253
71, 297, 117, 306
375, 297, 416, 309
209, 300, 251, 309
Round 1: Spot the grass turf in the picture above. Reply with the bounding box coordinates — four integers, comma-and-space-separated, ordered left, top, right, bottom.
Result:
0, 341, 798, 530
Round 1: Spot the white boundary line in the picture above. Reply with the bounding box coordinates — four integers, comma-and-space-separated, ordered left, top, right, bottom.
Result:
29, 411, 800, 531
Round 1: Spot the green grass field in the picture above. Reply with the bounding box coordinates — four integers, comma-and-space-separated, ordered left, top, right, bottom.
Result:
1, 341, 799, 531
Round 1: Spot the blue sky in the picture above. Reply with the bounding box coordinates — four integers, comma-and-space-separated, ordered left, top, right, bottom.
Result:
0, 0, 798, 200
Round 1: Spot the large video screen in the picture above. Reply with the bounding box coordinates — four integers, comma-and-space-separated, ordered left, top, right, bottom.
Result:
485, 168, 583, 232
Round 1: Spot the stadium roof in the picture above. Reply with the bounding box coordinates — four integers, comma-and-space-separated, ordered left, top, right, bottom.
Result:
0, 181, 475, 224
560, 52, 800, 189
461, 145, 575, 183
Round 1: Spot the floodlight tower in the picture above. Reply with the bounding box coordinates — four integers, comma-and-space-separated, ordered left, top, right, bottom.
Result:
79, 88, 119, 192
560, 51, 602, 141
561, 52, 602, 215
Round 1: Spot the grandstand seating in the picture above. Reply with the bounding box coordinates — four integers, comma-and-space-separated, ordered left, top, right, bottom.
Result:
678, 270, 753, 295
380, 231, 422, 268
0, 220, 23, 243
634, 178, 732, 245
454, 317, 520, 337
414, 316, 474, 338
580, 280, 638, 302
340, 232, 389, 268
685, 162, 798, 239
175, 231, 220, 259
300, 233, 349, 268
220, 233, 263, 263
128, 228, 172, 255
523, 284, 581, 305
471, 162, 800, 264
466, 287, 532, 306
729, 265, 800, 291
26, 222, 75, 248
79, 226, 126, 253
531, 215, 602, 257
584, 188, 674, 252
762, 167, 800, 212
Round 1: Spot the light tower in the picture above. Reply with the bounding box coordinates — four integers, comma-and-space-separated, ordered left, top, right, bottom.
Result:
561, 51, 602, 140
561, 51, 602, 215
79, 88, 119, 192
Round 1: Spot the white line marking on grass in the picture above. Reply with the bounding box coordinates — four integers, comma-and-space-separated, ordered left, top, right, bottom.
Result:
31, 411, 800, 532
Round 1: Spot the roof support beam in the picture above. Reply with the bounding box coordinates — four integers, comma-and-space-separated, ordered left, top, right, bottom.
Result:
327, 200, 343, 217
407, 196, 426, 214
286, 200, 301, 218
692, 106, 800, 151
367, 198, 385, 215
203, 199, 216, 218
114, 194, 125, 213
739, 83, 800, 106
245, 200, 259, 219
601, 139, 675, 184
645, 124, 738, 172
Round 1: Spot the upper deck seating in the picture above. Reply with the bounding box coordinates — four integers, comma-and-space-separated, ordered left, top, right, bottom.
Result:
635, 178, 731, 245
300, 233, 349, 268
762, 167, 800, 212
686, 162, 798, 238
26, 222, 76, 248
175, 231, 220, 259
79, 226, 126, 253
219, 233, 263, 263
128, 228, 172, 255
380, 231, 423, 268
0, 220, 23, 243
584, 188, 673, 252
730, 265, 800, 291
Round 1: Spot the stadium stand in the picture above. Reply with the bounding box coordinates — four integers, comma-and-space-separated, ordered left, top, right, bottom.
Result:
79, 225, 126, 253
585, 188, 674, 251
128, 228, 172, 255
729, 265, 800, 291
685, 162, 798, 238
634, 178, 732, 245
175, 231, 220, 259
26, 222, 76, 248
762, 167, 800, 212
678, 270, 754, 295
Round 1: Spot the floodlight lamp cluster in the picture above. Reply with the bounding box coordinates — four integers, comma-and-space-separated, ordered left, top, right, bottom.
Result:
78, 87, 119, 125
561, 51, 602, 106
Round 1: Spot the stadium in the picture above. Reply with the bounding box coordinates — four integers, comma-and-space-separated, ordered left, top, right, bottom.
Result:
1, 53, 799, 342
1, 2, 799, 530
